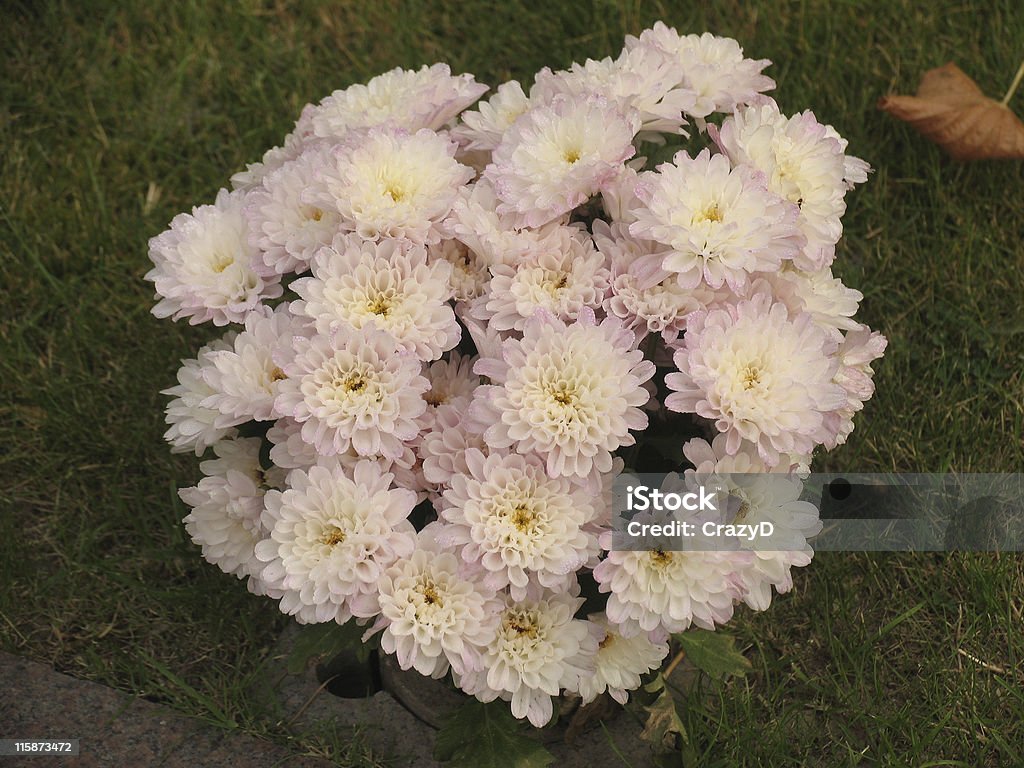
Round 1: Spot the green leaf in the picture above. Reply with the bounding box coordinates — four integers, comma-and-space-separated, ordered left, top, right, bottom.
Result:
286, 620, 364, 675
673, 630, 752, 680
433, 699, 554, 768
640, 674, 688, 753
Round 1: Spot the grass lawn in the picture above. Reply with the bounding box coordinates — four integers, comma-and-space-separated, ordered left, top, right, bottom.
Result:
2, 0, 1023, 765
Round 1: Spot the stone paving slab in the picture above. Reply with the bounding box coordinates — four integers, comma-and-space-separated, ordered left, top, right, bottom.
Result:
2, 633, 658, 768
0, 652, 333, 768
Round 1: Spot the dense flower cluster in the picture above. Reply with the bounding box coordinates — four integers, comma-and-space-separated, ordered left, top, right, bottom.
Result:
152, 25, 884, 727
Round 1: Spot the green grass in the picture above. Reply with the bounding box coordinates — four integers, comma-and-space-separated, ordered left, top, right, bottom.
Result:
2, 0, 1023, 765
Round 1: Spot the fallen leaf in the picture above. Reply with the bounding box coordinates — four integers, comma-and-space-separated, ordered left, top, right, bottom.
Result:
878, 62, 1024, 160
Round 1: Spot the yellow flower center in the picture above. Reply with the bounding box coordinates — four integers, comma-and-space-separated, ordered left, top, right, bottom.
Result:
741, 365, 762, 390
366, 294, 392, 317
649, 549, 674, 569
420, 582, 441, 606
510, 504, 535, 532
694, 203, 723, 224
211, 253, 234, 273
548, 383, 577, 407
320, 526, 346, 547
341, 373, 367, 393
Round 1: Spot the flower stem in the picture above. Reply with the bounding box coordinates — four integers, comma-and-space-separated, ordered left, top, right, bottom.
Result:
663, 648, 687, 679
1001, 57, 1024, 106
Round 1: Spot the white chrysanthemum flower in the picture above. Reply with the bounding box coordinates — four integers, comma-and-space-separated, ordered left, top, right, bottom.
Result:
578, 613, 669, 705
368, 532, 500, 678
457, 589, 598, 727
822, 324, 887, 450
630, 149, 802, 291
531, 43, 693, 135
442, 178, 553, 266
630, 24, 774, 119
451, 80, 531, 152
714, 102, 869, 270
306, 64, 487, 141
245, 143, 343, 276
428, 239, 489, 303
267, 417, 319, 471
485, 94, 641, 228
419, 404, 489, 488
766, 267, 863, 339
309, 128, 474, 245
255, 460, 417, 624
471, 309, 654, 479
274, 327, 428, 459
162, 335, 238, 455
146, 188, 282, 326
595, 221, 712, 345
180, 437, 269, 580
665, 291, 847, 466
683, 436, 820, 610
472, 226, 610, 331
201, 304, 310, 425
595, 520, 744, 636
439, 449, 600, 600
419, 351, 480, 430
292, 234, 459, 361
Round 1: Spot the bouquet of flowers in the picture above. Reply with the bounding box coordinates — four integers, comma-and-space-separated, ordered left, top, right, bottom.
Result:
149, 21, 885, 740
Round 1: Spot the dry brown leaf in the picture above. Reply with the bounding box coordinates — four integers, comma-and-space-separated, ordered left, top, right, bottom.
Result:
878, 62, 1024, 161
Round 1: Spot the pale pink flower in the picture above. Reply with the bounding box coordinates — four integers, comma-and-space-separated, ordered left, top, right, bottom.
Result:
306, 64, 487, 141
367, 531, 501, 678
665, 291, 847, 465
714, 101, 869, 270
201, 304, 311, 425
244, 142, 343, 276
578, 613, 669, 705
630, 24, 774, 119
595, 518, 744, 636
822, 325, 887, 450
428, 239, 489, 303
309, 127, 474, 245
146, 188, 282, 326
439, 449, 600, 600
471, 309, 654, 479
456, 588, 598, 727
292, 234, 459, 361
419, 404, 489, 488
472, 225, 610, 331
180, 437, 270, 580
485, 94, 640, 227
530, 43, 693, 135
255, 460, 417, 624
442, 178, 553, 266
630, 149, 802, 291
274, 327, 428, 459
162, 334, 238, 455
